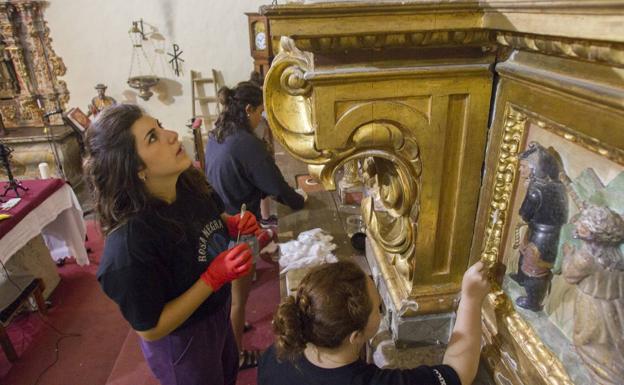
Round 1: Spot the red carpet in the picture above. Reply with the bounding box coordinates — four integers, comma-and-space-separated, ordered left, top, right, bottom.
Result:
0, 220, 129, 385
235, 257, 281, 385
0, 220, 280, 385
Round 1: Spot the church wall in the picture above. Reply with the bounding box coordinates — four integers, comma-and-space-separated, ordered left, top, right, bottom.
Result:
45, 0, 267, 143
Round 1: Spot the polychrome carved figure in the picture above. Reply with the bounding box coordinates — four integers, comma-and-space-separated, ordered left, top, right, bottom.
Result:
511, 142, 568, 311
562, 204, 624, 385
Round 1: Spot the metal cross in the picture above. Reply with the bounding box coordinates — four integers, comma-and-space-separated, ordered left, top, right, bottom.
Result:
167, 43, 184, 77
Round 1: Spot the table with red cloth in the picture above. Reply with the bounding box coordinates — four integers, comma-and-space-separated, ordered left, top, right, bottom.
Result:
0, 179, 88, 266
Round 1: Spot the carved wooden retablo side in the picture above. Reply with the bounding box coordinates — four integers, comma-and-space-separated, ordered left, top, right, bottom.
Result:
263, 3, 494, 345
263, 1, 624, 385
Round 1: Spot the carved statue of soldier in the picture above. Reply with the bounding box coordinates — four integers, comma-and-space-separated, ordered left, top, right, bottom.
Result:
511, 142, 568, 311
87, 83, 116, 117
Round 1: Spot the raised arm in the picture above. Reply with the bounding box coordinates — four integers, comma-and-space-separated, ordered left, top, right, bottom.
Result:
443, 261, 491, 385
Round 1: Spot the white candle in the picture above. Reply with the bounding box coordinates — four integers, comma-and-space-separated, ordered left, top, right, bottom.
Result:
38, 162, 50, 179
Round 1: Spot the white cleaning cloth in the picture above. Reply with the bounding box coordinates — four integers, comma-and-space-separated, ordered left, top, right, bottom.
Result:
278, 228, 338, 273
1, 198, 21, 210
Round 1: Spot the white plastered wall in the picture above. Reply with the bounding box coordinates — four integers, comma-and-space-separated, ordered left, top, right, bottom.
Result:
45, 0, 269, 146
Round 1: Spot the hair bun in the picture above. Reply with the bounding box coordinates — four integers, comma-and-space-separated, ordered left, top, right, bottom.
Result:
217, 86, 234, 106
273, 295, 307, 360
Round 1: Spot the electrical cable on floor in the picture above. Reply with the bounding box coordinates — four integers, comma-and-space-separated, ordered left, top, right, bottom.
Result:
30, 290, 81, 385
0, 259, 82, 385
32, 331, 80, 385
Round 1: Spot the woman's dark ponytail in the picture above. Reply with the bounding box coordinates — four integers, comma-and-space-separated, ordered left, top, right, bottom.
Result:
211, 82, 262, 143
217, 86, 235, 108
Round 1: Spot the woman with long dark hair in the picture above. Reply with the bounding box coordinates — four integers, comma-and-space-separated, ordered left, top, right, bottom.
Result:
205, 81, 305, 370
86, 104, 259, 385
259, 260, 490, 385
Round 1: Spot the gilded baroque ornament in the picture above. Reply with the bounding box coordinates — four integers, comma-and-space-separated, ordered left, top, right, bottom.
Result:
0, 104, 16, 122
481, 105, 526, 266
0, 1, 69, 126
264, 37, 323, 164
521, 109, 624, 167
18, 97, 38, 123
496, 32, 624, 68
265, 37, 423, 294
484, 290, 573, 385
293, 30, 495, 53
262, 2, 624, 383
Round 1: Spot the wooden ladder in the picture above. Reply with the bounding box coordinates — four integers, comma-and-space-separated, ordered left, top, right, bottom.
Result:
190, 69, 223, 170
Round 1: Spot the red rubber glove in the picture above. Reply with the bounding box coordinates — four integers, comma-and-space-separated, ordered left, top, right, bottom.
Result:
200, 243, 252, 291
225, 211, 260, 238
256, 228, 276, 251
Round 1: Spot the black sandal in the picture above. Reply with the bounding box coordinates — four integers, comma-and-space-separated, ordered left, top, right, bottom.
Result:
239, 349, 261, 370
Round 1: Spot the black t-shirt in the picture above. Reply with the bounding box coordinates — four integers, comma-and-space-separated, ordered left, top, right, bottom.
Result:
258, 345, 461, 385
96, 187, 231, 332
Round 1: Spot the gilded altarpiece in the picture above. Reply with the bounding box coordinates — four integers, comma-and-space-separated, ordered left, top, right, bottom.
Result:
263, 1, 624, 385
0, 1, 80, 186
0, 1, 68, 127
264, 4, 494, 344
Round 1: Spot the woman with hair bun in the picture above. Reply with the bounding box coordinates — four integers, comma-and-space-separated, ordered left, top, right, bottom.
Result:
205, 80, 305, 370
259, 260, 491, 385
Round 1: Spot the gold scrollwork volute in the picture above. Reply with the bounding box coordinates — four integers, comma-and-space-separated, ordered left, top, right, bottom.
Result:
264, 36, 325, 165
265, 36, 424, 287
323, 103, 424, 286
346, 137, 421, 285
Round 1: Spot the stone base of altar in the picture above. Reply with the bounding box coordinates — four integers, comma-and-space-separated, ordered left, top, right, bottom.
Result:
369, 323, 495, 384
365, 237, 455, 346
0, 125, 84, 188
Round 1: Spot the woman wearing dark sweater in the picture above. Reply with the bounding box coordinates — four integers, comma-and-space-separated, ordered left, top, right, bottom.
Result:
259, 260, 491, 385
205, 81, 304, 369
